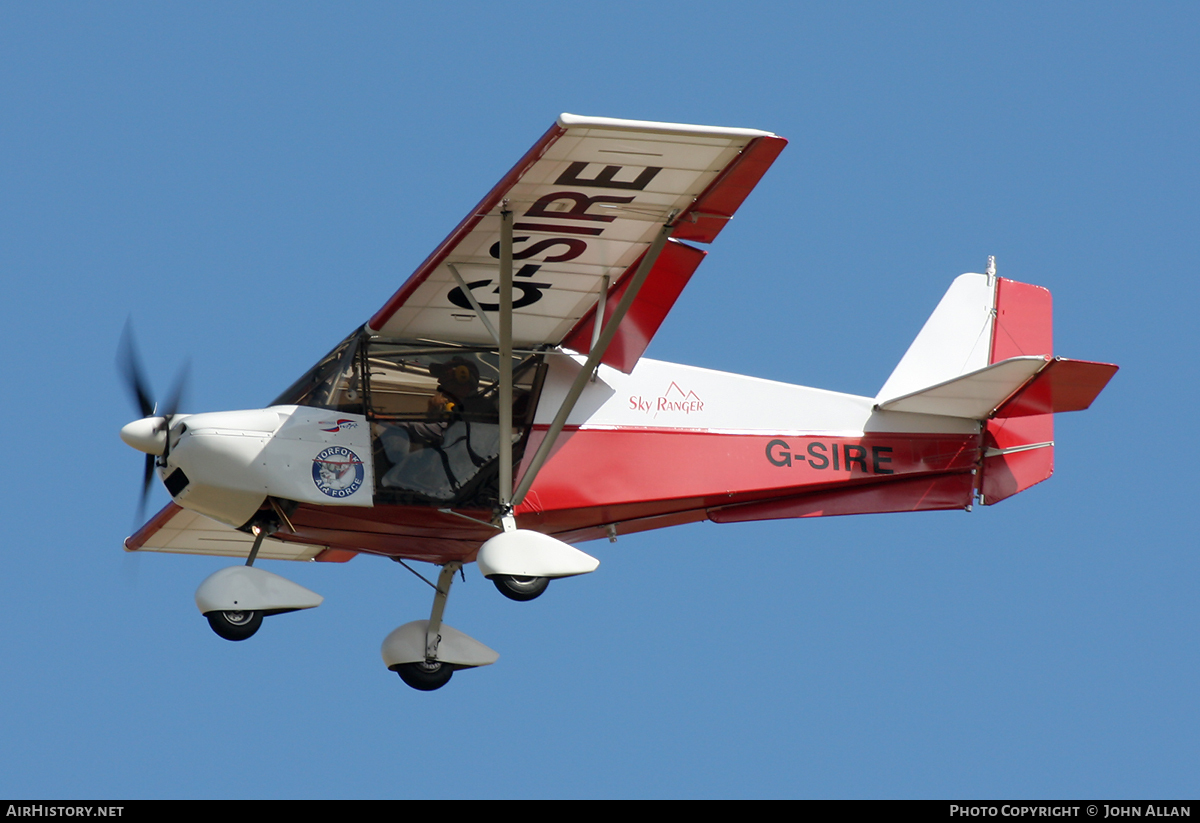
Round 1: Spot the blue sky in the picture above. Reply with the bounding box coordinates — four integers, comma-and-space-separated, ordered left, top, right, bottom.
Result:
2, 2, 1196, 799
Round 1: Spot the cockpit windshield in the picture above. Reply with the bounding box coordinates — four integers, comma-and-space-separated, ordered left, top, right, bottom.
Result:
271, 329, 364, 413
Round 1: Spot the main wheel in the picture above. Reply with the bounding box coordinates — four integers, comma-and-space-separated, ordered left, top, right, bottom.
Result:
206, 609, 263, 641
491, 574, 550, 602
393, 660, 455, 691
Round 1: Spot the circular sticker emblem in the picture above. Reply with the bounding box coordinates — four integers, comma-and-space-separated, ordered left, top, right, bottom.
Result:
312, 446, 365, 498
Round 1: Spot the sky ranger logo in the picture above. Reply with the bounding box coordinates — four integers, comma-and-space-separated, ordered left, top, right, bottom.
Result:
319, 419, 359, 433
628, 382, 705, 419
312, 446, 364, 498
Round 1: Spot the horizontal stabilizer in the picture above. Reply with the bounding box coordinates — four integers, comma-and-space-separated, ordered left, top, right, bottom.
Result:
877, 356, 1049, 419
992, 358, 1118, 418
878, 356, 1118, 420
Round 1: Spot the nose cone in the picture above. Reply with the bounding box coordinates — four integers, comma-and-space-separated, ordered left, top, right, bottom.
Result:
120, 417, 167, 455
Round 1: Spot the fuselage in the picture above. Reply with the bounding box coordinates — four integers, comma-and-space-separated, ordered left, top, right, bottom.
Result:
127, 352, 983, 565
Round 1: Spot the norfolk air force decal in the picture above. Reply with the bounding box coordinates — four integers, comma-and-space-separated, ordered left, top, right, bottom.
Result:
312, 446, 365, 499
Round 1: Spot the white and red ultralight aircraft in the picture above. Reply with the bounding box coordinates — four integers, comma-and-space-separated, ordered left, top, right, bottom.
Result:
120, 114, 1118, 691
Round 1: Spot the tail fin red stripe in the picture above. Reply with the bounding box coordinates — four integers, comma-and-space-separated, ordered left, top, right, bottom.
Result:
982, 278, 1054, 504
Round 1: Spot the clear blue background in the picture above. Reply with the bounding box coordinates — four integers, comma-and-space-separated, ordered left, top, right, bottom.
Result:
1, 2, 1194, 799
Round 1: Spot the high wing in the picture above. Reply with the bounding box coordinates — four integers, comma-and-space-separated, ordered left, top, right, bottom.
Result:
368, 114, 786, 371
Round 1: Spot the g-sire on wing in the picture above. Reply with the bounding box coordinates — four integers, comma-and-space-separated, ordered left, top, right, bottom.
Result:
362, 114, 787, 372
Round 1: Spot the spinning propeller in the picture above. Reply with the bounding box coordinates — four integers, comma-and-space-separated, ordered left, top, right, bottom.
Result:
117, 321, 189, 521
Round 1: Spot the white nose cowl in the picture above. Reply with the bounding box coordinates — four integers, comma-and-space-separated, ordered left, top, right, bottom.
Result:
120, 417, 167, 455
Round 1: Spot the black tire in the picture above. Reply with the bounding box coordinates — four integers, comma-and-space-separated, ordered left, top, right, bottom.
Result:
491, 574, 550, 602
206, 609, 263, 641
393, 660, 455, 691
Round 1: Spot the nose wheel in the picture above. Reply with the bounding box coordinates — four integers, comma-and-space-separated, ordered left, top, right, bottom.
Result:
382, 561, 499, 691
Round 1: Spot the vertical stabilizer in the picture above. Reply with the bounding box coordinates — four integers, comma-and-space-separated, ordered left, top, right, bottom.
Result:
876, 273, 996, 403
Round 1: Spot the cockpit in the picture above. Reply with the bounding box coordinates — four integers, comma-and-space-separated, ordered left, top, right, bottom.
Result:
273, 331, 546, 508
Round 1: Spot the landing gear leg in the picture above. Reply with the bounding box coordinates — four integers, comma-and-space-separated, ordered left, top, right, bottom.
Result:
424, 562, 459, 661
389, 562, 461, 692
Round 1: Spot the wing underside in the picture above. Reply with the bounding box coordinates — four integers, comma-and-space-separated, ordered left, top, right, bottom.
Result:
126, 502, 342, 562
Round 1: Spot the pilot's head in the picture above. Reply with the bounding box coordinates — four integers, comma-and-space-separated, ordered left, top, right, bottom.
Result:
429, 357, 480, 400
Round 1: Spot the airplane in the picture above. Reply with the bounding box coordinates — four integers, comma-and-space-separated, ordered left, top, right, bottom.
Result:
119, 114, 1118, 691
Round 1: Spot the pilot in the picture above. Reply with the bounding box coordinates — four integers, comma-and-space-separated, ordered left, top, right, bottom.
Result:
426, 357, 489, 418
378, 356, 494, 495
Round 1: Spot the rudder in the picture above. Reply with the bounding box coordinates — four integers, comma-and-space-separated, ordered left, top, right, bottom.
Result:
980, 278, 1054, 504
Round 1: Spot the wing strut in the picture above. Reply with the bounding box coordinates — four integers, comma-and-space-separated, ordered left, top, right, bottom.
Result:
497, 211, 679, 517
446, 263, 500, 345
589, 274, 610, 382
498, 206, 515, 519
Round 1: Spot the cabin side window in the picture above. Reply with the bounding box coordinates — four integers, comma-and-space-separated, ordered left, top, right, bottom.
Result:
362, 343, 544, 508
